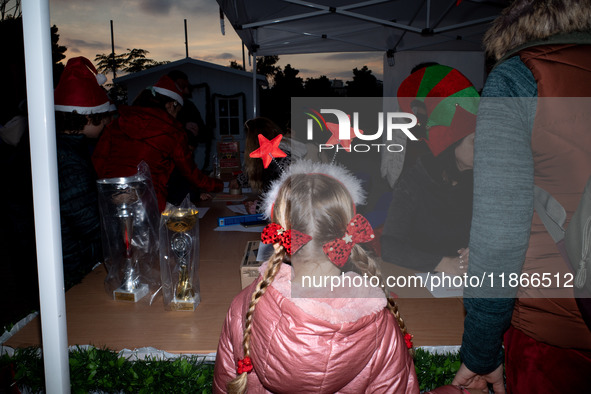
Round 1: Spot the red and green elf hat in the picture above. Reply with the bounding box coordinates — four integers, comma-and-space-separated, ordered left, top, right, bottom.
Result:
397, 65, 479, 157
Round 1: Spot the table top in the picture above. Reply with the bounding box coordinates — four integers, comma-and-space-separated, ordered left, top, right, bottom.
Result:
3, 200, 465, 354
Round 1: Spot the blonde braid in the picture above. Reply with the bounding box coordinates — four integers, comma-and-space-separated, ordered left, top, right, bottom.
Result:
227, 247, 286, 394
351, 245, 414, 355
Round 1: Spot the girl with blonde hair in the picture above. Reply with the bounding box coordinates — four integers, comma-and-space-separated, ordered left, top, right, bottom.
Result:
214, 160, 419, 393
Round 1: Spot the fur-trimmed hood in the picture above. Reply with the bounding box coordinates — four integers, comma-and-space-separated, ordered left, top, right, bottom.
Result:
484, 0, 591, 61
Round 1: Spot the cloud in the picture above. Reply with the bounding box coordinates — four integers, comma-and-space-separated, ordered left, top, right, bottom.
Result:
215, 52, 235, 59
138, 0, 174, 15
138, 0, 214, 17
64, 38, 112, 51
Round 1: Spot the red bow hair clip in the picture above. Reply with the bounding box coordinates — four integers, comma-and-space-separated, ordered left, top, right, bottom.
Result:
236, 356, 253, 374
322, 214, 375, 267
404, 333, 413, 349
261, 223, 312, 255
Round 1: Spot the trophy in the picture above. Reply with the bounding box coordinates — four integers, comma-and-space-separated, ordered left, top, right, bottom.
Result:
164, 208, 199, 310
112, 190, 149, 302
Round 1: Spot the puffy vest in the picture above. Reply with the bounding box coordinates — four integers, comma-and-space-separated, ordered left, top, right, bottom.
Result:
512, 44, 591, 349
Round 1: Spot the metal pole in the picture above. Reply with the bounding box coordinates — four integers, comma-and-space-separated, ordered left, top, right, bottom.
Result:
184, 19, 189, 58
252, 52, 257, 118
22, 1, 70, 392
242, 43, 246, 71
110, 20, 116, 80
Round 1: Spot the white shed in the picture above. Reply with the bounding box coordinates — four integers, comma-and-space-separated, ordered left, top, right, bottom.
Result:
114, 57, 267, 147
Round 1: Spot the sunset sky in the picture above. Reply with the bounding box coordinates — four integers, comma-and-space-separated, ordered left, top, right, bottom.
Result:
48, 0, 384, 81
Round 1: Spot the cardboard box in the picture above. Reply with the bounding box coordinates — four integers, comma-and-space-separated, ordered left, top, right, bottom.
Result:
240, 240, 263, 289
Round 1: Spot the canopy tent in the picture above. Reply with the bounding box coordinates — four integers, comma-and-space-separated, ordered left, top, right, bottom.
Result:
217, 0, 508, 56
218, 0, 506, 181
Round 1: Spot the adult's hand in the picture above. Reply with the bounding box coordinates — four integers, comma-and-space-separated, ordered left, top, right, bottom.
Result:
452, 363, 505, 394
186, 122, 200, 136
228, 179, 239, 190
434, 256, 467, 276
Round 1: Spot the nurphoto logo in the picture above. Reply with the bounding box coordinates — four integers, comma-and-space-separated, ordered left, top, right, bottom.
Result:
304, 108, 418, 153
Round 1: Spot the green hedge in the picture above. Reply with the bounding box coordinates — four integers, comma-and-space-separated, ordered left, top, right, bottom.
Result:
0, 346, 460, 393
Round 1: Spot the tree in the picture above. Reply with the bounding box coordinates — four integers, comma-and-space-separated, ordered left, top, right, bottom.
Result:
256, 56, 281, 81
95, 48, 168, 105
229, 60, 243, 70
346, 65, 383, 97
229, 56, 280, 80
94, 52, 127, 78
304, 75, 337, 97
51, 25, 67, 85
95, 48, 168, 77
0, 0, 21, 20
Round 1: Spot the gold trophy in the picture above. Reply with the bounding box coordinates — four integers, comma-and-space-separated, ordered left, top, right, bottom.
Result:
165, 208, 199, 310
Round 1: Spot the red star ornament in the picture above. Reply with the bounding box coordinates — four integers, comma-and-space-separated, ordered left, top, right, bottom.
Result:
249, 134, 287, 168
325, 115, 363, 152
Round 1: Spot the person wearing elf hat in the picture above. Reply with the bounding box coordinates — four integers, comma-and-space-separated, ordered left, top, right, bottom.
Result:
380, 64, 479, 276
92, 74, 223, 212
54, 56, 113, 287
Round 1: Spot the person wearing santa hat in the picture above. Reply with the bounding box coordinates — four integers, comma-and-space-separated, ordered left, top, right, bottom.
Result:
92, 74, 223, 212
54, 56, 113, 288
380, 64, 479, 276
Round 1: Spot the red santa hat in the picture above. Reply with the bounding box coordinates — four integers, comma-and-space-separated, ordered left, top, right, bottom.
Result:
152, 75, 184, 106
54, 56, 111, 114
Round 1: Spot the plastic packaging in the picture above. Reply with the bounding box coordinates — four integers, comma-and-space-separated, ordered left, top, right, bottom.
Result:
159, 195, 201, 311
96, 162, 161, 304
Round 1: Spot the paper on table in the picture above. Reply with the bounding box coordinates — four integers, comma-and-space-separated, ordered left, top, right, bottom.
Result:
195, 207, 209, 219
214, 225, 265, 233
415, 272, 463, 298
227, 204, 247, 215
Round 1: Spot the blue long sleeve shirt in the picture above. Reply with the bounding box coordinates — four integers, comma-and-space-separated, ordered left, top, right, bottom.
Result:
460, 56, 538, 374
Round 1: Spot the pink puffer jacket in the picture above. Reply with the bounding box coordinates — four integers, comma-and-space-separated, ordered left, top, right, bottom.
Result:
214, 263, 419, 393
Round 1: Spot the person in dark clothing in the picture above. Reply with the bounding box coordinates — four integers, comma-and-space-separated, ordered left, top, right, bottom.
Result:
54, 56, 113, 288
381, 65, 479, 276
165, 70, 216, 205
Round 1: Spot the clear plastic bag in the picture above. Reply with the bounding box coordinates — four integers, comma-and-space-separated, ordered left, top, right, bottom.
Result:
159, 195, 201, 311
96, 161, 161, 304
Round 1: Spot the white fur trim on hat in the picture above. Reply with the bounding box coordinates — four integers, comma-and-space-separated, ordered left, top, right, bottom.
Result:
153, 86, 184, 106
54, 101, 112, 115
261, 160, 367, 219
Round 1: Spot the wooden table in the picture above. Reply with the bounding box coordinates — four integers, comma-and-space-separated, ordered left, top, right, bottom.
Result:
3, 201, 465, 353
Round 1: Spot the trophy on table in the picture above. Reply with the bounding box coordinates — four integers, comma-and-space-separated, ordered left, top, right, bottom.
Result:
162, 207, 200, 311
97, 163, 161, 305
111, 190, 149, 302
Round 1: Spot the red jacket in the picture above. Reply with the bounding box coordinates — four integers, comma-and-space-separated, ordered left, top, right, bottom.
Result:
93, 105, 222, 211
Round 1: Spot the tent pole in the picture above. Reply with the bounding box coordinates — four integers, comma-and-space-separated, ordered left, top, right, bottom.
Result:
252, 52, 257, 118
22, 1, 70, 392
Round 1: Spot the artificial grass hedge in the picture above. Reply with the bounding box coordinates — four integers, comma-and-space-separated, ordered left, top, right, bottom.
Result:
0, 346, 460, 393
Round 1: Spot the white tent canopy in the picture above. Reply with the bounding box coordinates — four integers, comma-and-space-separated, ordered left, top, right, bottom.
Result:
218, 0, 507, 56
